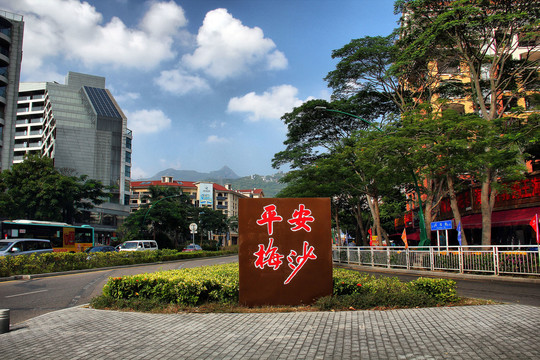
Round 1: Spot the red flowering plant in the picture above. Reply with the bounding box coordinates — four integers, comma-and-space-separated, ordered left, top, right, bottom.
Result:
332, 268, 372, 296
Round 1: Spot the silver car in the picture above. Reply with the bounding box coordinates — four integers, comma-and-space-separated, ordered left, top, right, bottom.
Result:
0, 238, 54, 256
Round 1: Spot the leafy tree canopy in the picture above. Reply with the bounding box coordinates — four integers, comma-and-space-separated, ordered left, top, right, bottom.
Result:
0, 155, 108, 223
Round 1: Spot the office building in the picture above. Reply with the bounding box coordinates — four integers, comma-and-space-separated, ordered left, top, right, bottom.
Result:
16, 72, 133, 239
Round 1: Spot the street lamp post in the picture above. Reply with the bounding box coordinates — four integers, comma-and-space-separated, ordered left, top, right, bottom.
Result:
315, 106, 430, 247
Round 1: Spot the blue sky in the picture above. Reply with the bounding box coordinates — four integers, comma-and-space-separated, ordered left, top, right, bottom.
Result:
1, 0, 399, 178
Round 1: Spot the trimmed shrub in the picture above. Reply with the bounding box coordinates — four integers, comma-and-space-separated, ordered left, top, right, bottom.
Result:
102, 263, 240, 306
409, 277, 459, 303
0, 248, 238, 277
99, 266, 460, 310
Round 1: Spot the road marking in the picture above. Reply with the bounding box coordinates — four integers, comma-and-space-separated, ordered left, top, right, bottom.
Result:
5, 289, 48, 298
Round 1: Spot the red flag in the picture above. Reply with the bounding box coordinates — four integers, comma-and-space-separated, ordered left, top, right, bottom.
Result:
530, 214, 539, 244
401, 228, 408, 249
368, 228, 373, 246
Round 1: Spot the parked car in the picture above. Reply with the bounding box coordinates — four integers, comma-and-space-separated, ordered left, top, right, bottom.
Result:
117, 240, 158, 251
182, 243, 202, 252
85, 245, 117, 254
84, 245, 117, 260
0, 238, 53, 257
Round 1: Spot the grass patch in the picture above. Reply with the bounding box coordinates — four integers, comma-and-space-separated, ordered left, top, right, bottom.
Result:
89, 294, 494, 313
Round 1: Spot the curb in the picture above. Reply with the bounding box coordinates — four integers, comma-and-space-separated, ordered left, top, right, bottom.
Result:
338, 263, 540, 284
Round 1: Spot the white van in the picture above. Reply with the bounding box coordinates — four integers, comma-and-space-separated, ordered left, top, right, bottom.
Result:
0, 239, 54, 256
117, 240, 158, 252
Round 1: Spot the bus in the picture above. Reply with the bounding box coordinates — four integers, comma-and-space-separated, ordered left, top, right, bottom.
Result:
1, 220, 95, 252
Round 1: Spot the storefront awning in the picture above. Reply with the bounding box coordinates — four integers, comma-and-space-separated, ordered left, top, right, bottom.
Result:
461, 207, 540, 229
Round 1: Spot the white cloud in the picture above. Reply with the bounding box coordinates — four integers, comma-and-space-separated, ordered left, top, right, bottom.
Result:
227, 85, 309, 121
4, 0, 187, 78
110, 90, 140, 104
130, 166, 149, 180
139, 1, 187, 38
206, 135, 230, 144
154, 69, 210, 94
182, 8, 287, 80
126, 109, 171, 135
209, 120, 226, 129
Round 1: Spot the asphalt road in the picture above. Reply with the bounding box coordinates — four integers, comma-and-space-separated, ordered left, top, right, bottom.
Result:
0, 255, 238, 325
1, 255, 538, 326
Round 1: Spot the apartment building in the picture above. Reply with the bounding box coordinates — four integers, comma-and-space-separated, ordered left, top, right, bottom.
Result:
16, 72, 133, 238
0, 10, 23, 170
130, 176, 263, 218
14, 82, 45, 161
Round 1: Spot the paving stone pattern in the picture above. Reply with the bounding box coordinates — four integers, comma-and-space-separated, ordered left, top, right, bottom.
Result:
1, 304, 539, 359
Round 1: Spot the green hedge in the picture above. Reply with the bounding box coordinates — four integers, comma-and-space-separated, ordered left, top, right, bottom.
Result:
99, 265, 460, 308
0, 249, 237, 277
103, 263, 239, 305
317, 268, 459, 309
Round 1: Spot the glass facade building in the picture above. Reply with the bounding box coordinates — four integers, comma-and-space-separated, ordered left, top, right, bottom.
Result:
17, 72, 133, 239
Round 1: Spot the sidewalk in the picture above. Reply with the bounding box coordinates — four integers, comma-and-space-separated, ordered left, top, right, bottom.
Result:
1, 304, 539, 359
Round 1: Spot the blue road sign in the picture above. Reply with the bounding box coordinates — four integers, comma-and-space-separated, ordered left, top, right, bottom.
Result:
431, 220, 453, 231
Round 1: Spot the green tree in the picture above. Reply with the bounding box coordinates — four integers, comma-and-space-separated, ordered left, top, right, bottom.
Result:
395, 0, 540, 244
0, 155, 108, 223
122, 186, 194, 247
196, 207, 228, 246
276, 162, 369, 245
323, 31, 444, 244
272, 95, 399, 243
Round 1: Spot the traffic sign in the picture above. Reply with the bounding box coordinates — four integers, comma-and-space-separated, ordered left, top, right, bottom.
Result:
189, 223, 198, 231
431, 220, 453, 231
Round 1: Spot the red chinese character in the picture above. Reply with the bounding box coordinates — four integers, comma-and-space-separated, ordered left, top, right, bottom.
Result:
287, 204, 315, 232
284, 241, 317, 284
253, 238, 284, 270
256, 204, 283, 235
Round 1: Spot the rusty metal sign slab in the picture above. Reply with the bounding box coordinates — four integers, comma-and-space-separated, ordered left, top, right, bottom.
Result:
238, 198, 332, 306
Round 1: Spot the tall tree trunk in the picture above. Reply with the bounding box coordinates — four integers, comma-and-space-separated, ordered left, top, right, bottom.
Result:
367, 194, 386, 245
480, 169, 497, 246
424, 188, 434, 242
333, 209, 342, 245
353, 200, 368, 246
447, 175, 468, 246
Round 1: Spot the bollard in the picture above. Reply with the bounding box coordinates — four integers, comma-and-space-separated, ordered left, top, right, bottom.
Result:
0, 309, 9, 333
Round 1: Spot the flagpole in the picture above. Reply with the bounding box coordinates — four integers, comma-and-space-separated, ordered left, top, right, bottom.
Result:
536, 214, 540, 267
535, 213, 540, 246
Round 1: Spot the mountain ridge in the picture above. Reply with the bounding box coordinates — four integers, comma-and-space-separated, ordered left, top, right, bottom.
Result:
150, 166, 241, 182
146, 166, 286, 197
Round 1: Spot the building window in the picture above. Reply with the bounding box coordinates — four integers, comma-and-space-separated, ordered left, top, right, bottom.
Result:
125, 152, 131, 163
125, 165, 131, 178
438, 58, 460, 75
126, 137, 132, 149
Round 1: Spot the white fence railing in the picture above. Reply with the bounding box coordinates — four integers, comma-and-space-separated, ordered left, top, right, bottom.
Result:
332, 245, 540, 276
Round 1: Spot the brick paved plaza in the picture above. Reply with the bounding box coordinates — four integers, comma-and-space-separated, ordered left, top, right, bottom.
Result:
1, 304, 538, 359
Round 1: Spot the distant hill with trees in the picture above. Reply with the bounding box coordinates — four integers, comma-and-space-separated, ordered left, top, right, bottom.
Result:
148, 167, 286, 197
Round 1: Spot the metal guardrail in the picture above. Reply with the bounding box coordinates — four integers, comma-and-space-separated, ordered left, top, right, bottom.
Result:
332, 245, 540, 276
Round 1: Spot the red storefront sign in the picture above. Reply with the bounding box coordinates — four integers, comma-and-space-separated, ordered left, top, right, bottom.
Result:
239, 198, 332, 306
438, 175, 540, 218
